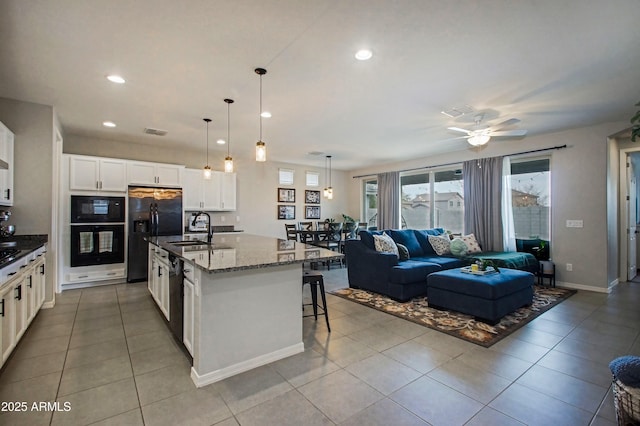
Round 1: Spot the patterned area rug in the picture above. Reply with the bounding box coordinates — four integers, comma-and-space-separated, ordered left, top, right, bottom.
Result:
331, 286, 576, 347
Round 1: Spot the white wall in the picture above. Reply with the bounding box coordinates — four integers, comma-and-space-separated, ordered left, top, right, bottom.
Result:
63, 135, 349, 239
346, 121, 628, 291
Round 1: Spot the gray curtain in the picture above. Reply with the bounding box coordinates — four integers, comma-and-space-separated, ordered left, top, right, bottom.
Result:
377, 171, 400, 230
463, 156, 504, 251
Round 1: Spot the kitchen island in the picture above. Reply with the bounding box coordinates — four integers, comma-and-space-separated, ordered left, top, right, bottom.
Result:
147, 233, 343, 387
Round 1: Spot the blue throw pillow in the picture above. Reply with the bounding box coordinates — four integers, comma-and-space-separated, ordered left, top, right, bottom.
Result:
389, 229, 424, 257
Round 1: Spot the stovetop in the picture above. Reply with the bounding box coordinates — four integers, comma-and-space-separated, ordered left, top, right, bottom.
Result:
0, 248, 21, 267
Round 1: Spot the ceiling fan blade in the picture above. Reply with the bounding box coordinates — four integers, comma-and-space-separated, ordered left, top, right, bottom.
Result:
490, 129, 528, 137
447, 127, 471, 134
491, 118, 521, 131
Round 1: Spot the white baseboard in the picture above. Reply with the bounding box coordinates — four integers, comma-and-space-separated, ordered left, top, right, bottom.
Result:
556, 281, 611, 294
42, 300, 55, 309
190, 342, 304, 388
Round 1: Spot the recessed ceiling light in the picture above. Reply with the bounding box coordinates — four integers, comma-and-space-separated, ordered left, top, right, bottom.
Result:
102, 121, 116, 128
355, 49, 373, 60
260, 111, 272, 118
216, 139, 226, 145
106, 75, 125, 84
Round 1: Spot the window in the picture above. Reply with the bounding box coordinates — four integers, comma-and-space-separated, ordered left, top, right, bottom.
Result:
278, 168, 294, 185
363, 179, 378, 229
433, 170, 464, 233
401, 173, 430, 229
305, 171, 319, 187
510, 158, 550, 240
399, 168, 463, 232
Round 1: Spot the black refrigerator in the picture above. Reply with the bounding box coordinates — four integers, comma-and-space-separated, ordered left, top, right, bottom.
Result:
127, 186, 183, 282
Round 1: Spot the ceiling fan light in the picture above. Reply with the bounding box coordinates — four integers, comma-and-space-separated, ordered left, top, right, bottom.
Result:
468, 134, 490, 146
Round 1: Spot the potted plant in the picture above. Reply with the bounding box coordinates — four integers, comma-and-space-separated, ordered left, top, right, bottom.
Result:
532, 240, 549, 261
342, 214, 357, 239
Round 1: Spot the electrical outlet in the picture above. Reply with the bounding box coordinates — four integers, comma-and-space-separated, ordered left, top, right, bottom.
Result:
220, 215, 226, 222
236, 216, 240, 222
566, 263, 573, 271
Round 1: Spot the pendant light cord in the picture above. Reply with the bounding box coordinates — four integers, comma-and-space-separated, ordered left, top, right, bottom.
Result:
259, 74, 263, 141
227, 102, 231, 157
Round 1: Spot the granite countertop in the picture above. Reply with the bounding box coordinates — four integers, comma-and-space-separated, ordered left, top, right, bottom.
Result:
147, 234, 343, 274
0, 234, 49, 269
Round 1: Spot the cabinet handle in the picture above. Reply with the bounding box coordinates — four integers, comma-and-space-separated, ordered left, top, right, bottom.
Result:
28, 276, 32, 288
158, 266, 162, 276
96, 181, 100, 189
77, 275, 89, 279
8, 271, 16, 276
0, 299, 4, 317
4, 188, 9, 200
15, 284, 22, 300
20, 265, 27, 269
184, 269, 191, 273
106, 272, 116, 276
40, 264, 45, 274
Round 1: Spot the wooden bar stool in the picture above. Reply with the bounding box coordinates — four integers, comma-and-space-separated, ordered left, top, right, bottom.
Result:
302, 271, 330, 332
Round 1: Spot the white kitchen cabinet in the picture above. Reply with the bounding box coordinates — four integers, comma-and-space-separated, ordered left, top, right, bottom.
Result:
0, 283, 15, 362
183, 265, 195, 356
0, 121, 14, 206
148, 245, 170, 321
183, 168, 236, 211
69, 155, 127, 192
128, 161, 183, 187
0, 245, 47, 367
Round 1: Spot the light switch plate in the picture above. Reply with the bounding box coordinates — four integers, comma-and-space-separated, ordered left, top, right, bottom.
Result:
566, 220, 583, 228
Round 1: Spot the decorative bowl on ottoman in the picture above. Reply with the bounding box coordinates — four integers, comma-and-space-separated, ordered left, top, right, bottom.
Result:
426, 268, 535, 324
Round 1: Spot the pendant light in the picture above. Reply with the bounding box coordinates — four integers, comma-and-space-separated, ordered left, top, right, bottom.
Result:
224, 98, 234, 173
203, 118, 212, 179
255, 67, 267, 162
324, 155, 333, 199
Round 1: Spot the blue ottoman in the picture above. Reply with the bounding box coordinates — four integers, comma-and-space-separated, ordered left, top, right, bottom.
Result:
427, 268, 534, 324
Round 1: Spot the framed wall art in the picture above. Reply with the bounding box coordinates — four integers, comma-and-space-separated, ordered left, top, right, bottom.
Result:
305, 205, 320, 219
277, 188, 296, 203
305, 190, 321, 204
277, 205, 295, 220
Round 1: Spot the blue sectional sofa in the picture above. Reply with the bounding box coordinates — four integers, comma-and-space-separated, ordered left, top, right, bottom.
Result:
344, 228, 538, 302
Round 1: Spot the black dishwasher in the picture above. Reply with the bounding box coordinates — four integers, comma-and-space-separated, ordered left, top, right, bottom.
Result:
168, 254, 184, 342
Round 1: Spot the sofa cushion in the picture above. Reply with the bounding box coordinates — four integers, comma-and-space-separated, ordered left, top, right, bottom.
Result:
428, 235, 451, 255
389, 260, 441, 285
373, 232, 399, 257
413, 255, 467, 269
389, 229, 424, 257
414, 228, 445, 255
396, 243, 410, 260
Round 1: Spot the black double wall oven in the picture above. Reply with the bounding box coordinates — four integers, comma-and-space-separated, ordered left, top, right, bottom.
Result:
70, 195, 125, 267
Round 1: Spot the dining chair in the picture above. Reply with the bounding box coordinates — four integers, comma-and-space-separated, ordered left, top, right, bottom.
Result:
298, 221, 314, 243
284, 223, 298, 241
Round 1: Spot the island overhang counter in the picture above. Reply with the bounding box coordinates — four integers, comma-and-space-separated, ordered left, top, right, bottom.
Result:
147, 233, 343, 387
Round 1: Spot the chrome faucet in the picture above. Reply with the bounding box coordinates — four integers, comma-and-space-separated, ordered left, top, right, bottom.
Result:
191, 211, 212, 244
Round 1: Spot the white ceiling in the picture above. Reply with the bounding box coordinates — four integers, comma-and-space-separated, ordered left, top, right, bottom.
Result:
1, 0, 639, 170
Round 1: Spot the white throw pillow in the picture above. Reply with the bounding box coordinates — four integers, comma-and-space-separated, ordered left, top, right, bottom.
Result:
373, 232, 399, 258
460, 234, 482, 253
428, 235, 451, 256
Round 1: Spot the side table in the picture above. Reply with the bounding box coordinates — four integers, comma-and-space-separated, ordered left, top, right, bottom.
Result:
538, 260, 555, 287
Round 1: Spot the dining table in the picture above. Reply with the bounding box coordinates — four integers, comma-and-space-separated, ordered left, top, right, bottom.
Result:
296, 229, 332, 246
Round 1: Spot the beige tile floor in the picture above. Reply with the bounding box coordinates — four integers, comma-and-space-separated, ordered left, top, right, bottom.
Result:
0, 267, 638, 425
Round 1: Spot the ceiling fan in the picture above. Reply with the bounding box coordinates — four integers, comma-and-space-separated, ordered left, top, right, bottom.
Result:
447, 114, 527, 146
